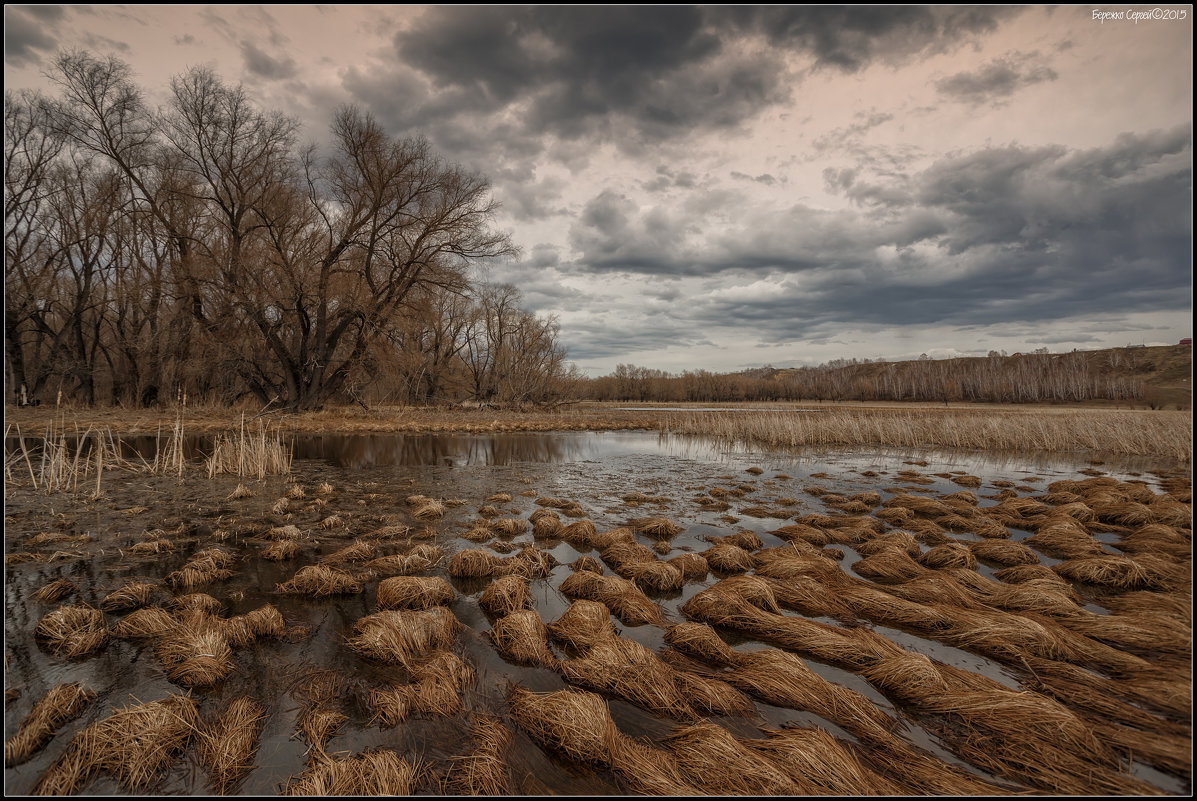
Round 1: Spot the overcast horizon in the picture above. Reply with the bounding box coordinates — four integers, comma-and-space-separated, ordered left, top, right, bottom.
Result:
5, 5, 1193, 377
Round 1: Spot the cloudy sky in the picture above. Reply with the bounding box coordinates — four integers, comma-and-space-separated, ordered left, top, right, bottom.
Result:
5, 5, 1193, 376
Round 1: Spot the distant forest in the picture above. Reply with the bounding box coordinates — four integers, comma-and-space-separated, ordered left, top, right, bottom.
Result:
582, 345, 1191, 408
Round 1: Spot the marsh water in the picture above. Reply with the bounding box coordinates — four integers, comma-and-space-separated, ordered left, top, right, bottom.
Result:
3, 431, 1190, 795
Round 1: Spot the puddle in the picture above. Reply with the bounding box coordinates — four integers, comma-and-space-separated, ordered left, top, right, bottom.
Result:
3, 431, 1190, 795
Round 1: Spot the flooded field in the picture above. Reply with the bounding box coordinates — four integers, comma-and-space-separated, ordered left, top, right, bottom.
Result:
3, 431, 1191, 795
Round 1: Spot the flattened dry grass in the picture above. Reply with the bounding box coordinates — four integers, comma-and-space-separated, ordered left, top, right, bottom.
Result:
275, 565, 362, 596
99, 581, 157, 612
560, 636, 697, 720
34, 605, 109, 658
156, 618, 234, 687
283, 749, 420, 796
112, 607, 177, 640
702, 542, 757, 573
366, 651, 474, 727
32, 694, 199, 795
364, 544, 443, 576
664, 721, 799, 795
487, 609, 559, 668
508, 686, 618, 766
5, 682, 96, 767
628, 516, 683, 539
347, 608, 462, 668
547, 600, 618, 655
663, 622, 738, 666
559, 570, 662, 626
262, 540, 301, 561
442, 714, 512, 795
197, 696, 266, 794
376, 576, 454, 610
478, 575, 534, 617
31, 578, 77, 604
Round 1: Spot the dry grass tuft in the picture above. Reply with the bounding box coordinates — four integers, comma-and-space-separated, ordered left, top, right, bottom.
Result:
664, 721, 799, 795
227, 484, 254, 500
744, 725, 903, 795
34, 605, 109, 658
32, 694, 199, 795
478, 575, 534, 617
569, 555, 605, 574
968, 538, 1040, 566
707, 530, 765, 550
197, 696, 266, 793
156, 618, 234, 687
364, 544, 443, 576
628, 517, 683, 539
412, 499, 446, 520
1051, 554, 1152, 589
366, 651, 474, 727
488, 609, 559, 668
508, 686, 618, 766
377, 576, 454, 610
530, 509, 563, 538
275, 565, 362, 596
266, 524, 303, 540
5, 682, 96, 767
547, 600, 618, 655
100, 581, 157, 612
347, 607, 462, 668
557, 519, 599, 547
127, 538, 175, 555
667, 552, 710, 580
918, 542, 978, 570
222, 604, 286, 647
262, 540, 301, 561
111, 607, 177, 640
626, 560, 685, 593
283, 749, 420, 796
32, 578, 77, 604
442, 714, 512, 795
852, 548, 926, 584
663, 622, 739, 665
559, 570, 663, 626
560, 635, 697, 720
702, 542, 757, 573
321, 539, 376, 563
488, 517, 528, 536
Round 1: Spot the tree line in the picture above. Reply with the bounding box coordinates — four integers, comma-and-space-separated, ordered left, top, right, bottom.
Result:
583, 349, 1150, 405
5, 52, 578, 411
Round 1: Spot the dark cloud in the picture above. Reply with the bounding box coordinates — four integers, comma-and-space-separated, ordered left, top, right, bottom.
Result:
935, 51, 1058, 105
4, 6, 61, 66
240, 39, 298, 80
731, 171, 778, 186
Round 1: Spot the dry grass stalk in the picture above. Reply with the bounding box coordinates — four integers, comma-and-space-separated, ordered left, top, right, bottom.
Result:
112, 607, 177, 639
663, 622, 738, 665
478, 575, 534, 616
197, 696, 266, 794
266, 524, 303, 540
100, 581, 156, 612
206, 419, 292, 479
364, 544, 443, 576
744, 725, 906, 795
283, 749, 420, 796
5, 682, 96, 767
702, 542, 756, 573
968, 538, 1040, 566
488, 609, 559, 668
507, 686, 619, 766
666, 660, 757, 717
557, 519, 599, 547
317, 514, 343, 530
347, 607, 462, 668
569, 555, 605, 574
560, 635, 697, 720
488, 517, 528, 536
666, 552, 709, 580
275, 565, 362, 596
377, 576, 454, 610
442, 714, 512, 795
262, 540, 301, 561
707, 530, 765, 550
664, 721, 800, 795
365, 523, 413, 539
32, 578, 77, 604
917, 542, 977, 570
32, 694, 199, 795
173, 593, 223, 613
627, 560, 685, 593
559, 570, 662, 626
851, 548, 926, 584
412, 499, 446, 520
993, 563, 1070, 585
1051, 554, 1151, 589
547, 600, 618, 655
628, 517, 683, 539
297, 707, 346, 751
34, 605, 109, 658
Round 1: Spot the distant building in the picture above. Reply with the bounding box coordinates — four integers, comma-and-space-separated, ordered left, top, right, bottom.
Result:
1180, 338, 1192, 346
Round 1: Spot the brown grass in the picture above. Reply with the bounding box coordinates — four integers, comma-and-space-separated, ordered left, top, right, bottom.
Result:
442, 714, 512, 795
364, 544, 443, 576
664, 721, 799, 795
347, 608, 462, 668
1051, 554, 1152, 589
968, 538, 1041, 566
507, 686, 618, 766
663, 622, 738, 666
112, 607, 177, 639
489, 517, 528, 536
557, 519, 599, 547
262, 540, 301, 561
127, 538, 175, 555
478, 575, 534, 616
628, 517, 683, 539
5, 682, 96, 767
31, 578, 77, 604
275, 565, 362, 596
917, 542, 978, 570
744, 725, 905, 795
221, 604, 287, 647
530, 509, 563, 538
100, 581, 157, 612
321, 539, 376, 563
282, 749, 420, 796
560, 635, 697, 719
852, 548, 926, 584
702, 542, 757, 573
197, 696, 266, 794
569, 555, 605, 574
547, 600, 618, 655
626, 560, 685, 593
559, 570, 663, 626
600, 540, 657, 574
366, 650, 474, 727
34, 605, 109, 658
487, 609, 559, 668
156, 618, 234, 687
376, 576, 454, 610
32, 694, 199, 795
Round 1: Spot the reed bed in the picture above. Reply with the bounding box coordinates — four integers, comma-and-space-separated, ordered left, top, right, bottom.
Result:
347, 608, 462, 668
376, 576, 454, 610
197, 696, 266, 794
34, 605, 109, 658
283, 749, 420, 796
205, 418, 292, 479
32, 694, 199, 795
487, 609, 559, 668
559, 571, 662, 626
478, 575, 535, 616
442, 714, 512, 795
5, 682, 96, 767
662, 408, 1192, 460
366, 651, 474, 727
275, 565, 362, 596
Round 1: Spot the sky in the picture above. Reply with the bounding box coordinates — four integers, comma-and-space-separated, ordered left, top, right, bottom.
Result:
5, 4, 1193, 377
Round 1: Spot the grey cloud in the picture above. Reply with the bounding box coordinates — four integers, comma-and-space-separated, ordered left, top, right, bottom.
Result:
731, 171, 778, 186
936, 51, 1058, 105
4, 6, 60, 66
240, 39, 298, 80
